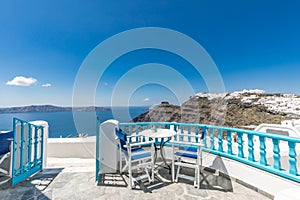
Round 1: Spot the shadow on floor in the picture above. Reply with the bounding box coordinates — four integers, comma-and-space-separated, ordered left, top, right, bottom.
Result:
97, 167, 174, 193
0, 168, 63, 200
97, 165, 233, 194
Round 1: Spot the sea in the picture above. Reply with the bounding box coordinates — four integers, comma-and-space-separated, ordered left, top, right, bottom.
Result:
0, 106, 148, 138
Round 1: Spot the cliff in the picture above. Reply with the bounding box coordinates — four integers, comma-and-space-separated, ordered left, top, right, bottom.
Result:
132, 90, 298, 128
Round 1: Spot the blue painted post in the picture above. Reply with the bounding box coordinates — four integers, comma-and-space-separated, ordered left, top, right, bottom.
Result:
34, 127, 39, 163
202, 126, 207, 148
20, 122, 25, 171
247, 134, 255, 162
40, 127, 44, 169
218, 129, 223, 152
195, 126, 199, 143
12, 118, 17, 176
210, 128, 215, 150
259, 136, 267, 165
135, 125, 139, 142
28, 124, 32, 166
180, 126, 184, 142
187, 126, 191, 143
129, 125, 132, 143
288, 141, 298, 175
227, 130, 233, 155
237, 132, 244, 158
272, 138, 281, 170
152, 123, 158, 143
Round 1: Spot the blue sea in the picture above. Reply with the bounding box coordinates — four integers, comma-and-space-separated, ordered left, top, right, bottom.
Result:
0, 107, 148, 138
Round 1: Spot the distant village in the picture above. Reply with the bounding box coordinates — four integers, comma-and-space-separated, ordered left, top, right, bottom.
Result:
196, 89, 300, 117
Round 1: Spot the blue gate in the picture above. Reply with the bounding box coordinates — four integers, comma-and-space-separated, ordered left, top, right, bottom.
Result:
11, 118, 45, 186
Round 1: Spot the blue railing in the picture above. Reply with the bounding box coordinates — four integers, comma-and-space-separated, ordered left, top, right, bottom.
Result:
119, 122, 300, 183
11, 118, 45, 186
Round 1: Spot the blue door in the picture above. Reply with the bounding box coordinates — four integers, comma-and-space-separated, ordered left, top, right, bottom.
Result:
11, 118, 45, 186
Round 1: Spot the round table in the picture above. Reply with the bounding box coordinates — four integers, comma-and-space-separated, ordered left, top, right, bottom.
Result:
139, 128, 176, 138
139, 128, 176, 171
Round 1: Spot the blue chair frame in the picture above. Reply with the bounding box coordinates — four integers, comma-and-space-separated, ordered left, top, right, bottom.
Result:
115, 128, 155, 189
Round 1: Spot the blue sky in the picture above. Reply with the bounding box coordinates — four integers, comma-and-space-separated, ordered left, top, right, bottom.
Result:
0, 1, 300, 107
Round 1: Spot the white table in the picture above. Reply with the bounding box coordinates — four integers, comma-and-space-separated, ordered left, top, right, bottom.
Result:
139, 128, 176, 139
139, 128, 176, 171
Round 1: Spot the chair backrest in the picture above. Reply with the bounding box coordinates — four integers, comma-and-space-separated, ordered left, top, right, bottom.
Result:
0, 131, 14, 155
115, 128, 127, 152
200, 128, 206, 140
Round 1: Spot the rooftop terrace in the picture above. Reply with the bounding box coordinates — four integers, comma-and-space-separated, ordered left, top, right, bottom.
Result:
1, 119, 300, 199
0, 157, 271, 200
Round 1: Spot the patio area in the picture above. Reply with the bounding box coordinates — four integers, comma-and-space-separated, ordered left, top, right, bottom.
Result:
0, 158, 271, 200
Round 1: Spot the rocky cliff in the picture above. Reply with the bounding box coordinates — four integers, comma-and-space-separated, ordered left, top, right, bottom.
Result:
132, 90, 298, 128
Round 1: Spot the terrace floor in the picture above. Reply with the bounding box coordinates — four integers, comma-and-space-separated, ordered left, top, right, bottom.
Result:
0, 158, 271, 200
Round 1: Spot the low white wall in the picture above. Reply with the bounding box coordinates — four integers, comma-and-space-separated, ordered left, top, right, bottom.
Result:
164, 147, 300, 197
47, 136, 96, 161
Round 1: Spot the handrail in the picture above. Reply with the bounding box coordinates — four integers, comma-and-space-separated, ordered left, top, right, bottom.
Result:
119, 121, 300, 183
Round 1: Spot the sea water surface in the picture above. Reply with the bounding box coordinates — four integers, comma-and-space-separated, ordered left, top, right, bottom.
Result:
0, 107, 148, 138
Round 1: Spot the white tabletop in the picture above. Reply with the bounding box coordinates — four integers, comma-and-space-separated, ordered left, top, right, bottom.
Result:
139, 128, 176, 138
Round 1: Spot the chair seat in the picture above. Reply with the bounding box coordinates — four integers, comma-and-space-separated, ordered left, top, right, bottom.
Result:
132, 152, 151, 161
175, 152, 197, 159
124, 148, 151, 161
179, 146, 197, 152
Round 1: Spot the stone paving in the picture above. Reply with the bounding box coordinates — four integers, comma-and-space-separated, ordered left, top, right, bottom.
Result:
0, 165, 272, 200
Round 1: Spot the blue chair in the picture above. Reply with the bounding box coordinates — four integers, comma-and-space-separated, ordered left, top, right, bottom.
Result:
115, 128, 155, 189
171, 129, 205, 189
0, 131, 14, 185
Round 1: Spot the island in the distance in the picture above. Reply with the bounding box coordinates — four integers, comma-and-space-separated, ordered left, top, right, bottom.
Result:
0, 105, 110, 114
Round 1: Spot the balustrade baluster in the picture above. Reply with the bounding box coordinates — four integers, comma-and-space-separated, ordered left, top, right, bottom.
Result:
259, 136, 267, 165
272, 138, 281, 170
202, 126, 207, 148
40, 127, 44, 168
248, 134, 255, 162
218, 129, 223, 152
28, 124, 32, 166
195, 126, 199, 143
288, 141, 298, 175
237, 132, 244, 158
210, 128, 215, 150
187, 126, 191, 142
128, 125, 133, 143
20, 122, 25, 171
34, 127, 39, 164
227, 130, 232, 155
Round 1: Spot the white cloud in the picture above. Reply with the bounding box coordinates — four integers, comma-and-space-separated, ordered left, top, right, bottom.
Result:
42, 83, 51, 87
143, 98, 150, 102
6, 76, 37, 86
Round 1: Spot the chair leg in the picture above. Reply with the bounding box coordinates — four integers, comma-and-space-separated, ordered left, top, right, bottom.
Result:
197, 166, 200, 189
145, 167, 151, 182
151, 161, 154, 182
175, 164, 180, 183
172, 157, 175, 182
128, 160, 132, 189
120, 156, 122, 173
194, 167, 197, 188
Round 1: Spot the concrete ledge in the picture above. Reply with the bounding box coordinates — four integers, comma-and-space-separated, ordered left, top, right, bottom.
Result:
200, 151, 300, 198
47, 136, 96, 159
